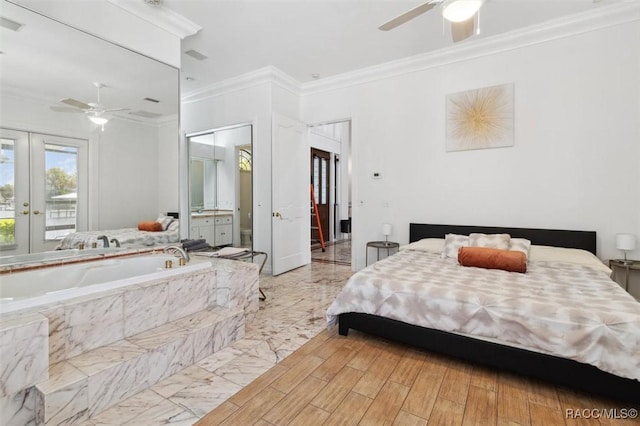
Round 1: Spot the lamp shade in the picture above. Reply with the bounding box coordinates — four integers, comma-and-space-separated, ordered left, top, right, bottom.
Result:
616, 233, 636, 251
381, 223, 393, 237
442, 0, 484, 23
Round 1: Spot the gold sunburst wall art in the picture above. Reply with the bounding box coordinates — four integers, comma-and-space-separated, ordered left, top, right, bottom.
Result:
446, 83, 514, 152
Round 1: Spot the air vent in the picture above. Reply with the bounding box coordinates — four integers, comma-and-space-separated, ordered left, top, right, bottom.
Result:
0, 17, 25, 32
144, 97, 160, 103
128, 110, 163, 119
184, 49, 208, 61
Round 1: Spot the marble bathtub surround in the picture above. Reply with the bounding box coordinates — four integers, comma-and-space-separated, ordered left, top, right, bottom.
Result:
0, 257, 259, 425
34, 361, 88, 425
0, 247, 162, 274
87, 261, 353, 425
0, 312, 48, 398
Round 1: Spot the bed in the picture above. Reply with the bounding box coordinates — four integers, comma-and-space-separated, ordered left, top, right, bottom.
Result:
328, 224, 640, 403
56, 219, 179, 249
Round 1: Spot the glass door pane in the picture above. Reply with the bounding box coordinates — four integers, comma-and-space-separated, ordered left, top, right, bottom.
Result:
30, 133, 88, 253
45, 144, 78, 240
0, 129, 29, 255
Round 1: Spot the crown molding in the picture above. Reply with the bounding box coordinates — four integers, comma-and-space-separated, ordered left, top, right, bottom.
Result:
181, 66, 302, 105
301, 3, 640, 96
178, 3, 639, 103
106, 0, 201, 39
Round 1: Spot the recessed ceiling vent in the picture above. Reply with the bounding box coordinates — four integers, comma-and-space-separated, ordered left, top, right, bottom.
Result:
144, 97, 160, 103
184, 49, 208, 61
0, 16, 25, 32
129, 110, 163, 119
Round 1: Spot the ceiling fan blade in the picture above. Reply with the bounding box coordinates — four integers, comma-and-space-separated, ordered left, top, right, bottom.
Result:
451, 17, 475, 43
59, 98, 92, 110
50, 106, 84, 113
379, 2, 438, 31
103, 107, 129, 113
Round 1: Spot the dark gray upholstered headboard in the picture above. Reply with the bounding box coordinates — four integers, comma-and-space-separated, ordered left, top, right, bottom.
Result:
409, 223, 597, 255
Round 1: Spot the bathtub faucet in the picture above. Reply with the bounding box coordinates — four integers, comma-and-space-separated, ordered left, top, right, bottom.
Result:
163, 245, 190, 263
97, 235, 109, 248
110, 238, 120, 248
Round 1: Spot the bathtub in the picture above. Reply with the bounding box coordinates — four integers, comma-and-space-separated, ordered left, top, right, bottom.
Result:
0, 254, 211, 314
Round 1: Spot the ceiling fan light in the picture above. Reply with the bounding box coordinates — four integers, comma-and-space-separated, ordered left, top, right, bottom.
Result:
88, 115, 108, 126
442, 0, 483, 23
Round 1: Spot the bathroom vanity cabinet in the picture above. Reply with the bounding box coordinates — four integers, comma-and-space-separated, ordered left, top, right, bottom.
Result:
191, 211, 233, 247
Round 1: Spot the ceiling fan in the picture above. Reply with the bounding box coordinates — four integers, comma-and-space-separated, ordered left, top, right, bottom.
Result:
379, 0, 485, 42
50, 82, 127, 130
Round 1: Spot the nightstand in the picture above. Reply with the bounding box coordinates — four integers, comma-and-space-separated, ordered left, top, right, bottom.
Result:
366, 241, 399, 266
609, 259, 640, 292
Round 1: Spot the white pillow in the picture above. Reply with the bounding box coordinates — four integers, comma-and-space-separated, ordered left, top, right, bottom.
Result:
157, 216, 174, 231
442, 234, 469, 259
528, 245, 610, 275
510, 238, 532, 259
468, 233, 511, 250
401, 238, 444, 254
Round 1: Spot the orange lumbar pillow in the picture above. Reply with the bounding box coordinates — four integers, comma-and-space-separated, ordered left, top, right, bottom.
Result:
138, 221, 163, 232
458, 246, 527, 273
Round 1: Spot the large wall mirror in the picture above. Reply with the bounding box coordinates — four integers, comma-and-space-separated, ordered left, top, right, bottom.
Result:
187, 124, 252, 250
0, 0, 180, 255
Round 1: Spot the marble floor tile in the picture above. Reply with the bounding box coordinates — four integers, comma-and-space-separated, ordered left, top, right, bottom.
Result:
168, 375, 242, 417
87, 260, 353, 424
90, 389, 165, 426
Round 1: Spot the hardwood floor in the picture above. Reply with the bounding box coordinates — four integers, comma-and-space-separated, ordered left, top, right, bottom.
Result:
196, 327, 638, 426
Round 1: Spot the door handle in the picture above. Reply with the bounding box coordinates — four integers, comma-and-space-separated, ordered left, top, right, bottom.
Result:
33, 210, 41, 215
273, 212, 282, 219
22, 210, 29, 215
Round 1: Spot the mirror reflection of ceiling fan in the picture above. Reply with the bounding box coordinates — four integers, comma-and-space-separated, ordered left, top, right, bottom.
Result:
379, 0, 486, 42
50, 82, 127, 130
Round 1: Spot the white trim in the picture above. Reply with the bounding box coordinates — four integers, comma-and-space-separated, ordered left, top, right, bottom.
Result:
301, 3, 640, 96
181, 66, 302, 105
106, 0, 201, 39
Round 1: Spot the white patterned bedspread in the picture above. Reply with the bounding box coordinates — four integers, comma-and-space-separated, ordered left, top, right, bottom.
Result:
56, 226, 179, 249
326, 249, 640, 381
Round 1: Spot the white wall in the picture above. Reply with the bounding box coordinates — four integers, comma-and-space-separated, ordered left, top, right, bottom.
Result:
156, 119, 180, 216
302, 21, 640, 270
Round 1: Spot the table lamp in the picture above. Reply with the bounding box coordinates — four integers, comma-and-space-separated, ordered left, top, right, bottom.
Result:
382, 223, 393, 245
615, 233, 636, 264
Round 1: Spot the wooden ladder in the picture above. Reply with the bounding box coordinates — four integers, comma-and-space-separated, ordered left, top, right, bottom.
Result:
310, 184, 326, 252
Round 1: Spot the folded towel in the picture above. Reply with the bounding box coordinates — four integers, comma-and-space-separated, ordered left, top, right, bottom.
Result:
185, 242, 211, 252
181, 239, 206, 248
215, 247, 249, 257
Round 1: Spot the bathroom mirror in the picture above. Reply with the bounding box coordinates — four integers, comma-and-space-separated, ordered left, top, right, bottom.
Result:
0, 0, 180, 255
188, 124, 252, 250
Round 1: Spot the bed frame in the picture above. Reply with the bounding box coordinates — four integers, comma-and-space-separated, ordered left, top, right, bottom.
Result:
338, 223, 640, 403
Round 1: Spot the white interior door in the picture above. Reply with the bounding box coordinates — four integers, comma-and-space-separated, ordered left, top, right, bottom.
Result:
272, 113, 310, 275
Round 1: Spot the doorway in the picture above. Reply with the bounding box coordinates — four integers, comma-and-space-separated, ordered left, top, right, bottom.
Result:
186, 124, 253, 250
308, 120, 352, 265
0, 128, 88, 255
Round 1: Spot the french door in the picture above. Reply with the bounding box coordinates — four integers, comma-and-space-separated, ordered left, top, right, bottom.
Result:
0, 128, 88, 255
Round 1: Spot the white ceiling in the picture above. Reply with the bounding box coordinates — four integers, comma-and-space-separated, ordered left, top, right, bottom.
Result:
165, 0, 614, 94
